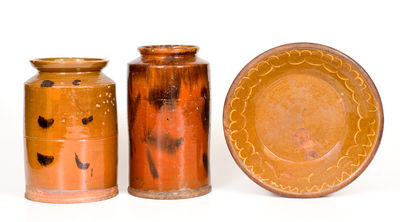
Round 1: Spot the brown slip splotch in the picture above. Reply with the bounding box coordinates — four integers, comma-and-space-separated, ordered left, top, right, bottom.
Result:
145, 131, 183, 154
72, 79, 81, 86
37, 152, 54, 166
129, 93, 141, 124
146, 148, 159, 179
201, 87, 210, 133
82, 116, 93, 125
75, 153, 90, 170
40, 80, 54, 87
148, 74, 181, 110
38, 116, 54, 128
148, 87, 180, 110
129, 136, 135, 159
202, 153, 209, 174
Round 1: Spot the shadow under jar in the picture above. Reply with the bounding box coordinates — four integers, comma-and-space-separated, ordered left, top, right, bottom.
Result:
24, 58, 118, 203
128, 45, 211, 199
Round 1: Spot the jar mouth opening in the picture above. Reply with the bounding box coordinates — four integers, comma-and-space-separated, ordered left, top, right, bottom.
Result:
31, 57, 108, 72
138, 45, 199, 55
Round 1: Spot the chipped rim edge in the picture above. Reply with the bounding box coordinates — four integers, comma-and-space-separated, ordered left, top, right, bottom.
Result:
222, 42, 384, 198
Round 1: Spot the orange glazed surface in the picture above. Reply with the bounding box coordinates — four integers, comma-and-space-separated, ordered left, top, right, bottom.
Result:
223, 43, 383, 198
128, 46, 210, 199
24, 58, 118, 203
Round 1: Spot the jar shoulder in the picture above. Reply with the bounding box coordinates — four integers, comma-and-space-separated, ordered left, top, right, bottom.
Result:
25, 72, 115, 88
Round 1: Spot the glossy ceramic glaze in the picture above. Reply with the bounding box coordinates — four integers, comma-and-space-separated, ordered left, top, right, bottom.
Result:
128, 45, 211, 199
223, 43, 384, 198
24, 58, 118, 203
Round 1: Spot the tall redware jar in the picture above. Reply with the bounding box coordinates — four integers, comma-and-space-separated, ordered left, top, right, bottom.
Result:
24, 58, 118, 203
128, 45, 211, 199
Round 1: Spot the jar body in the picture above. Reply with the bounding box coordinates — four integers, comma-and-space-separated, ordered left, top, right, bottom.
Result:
24, 58, 118, 203
128, 46, 210, 199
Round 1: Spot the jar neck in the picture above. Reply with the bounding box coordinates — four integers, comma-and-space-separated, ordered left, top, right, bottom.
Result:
138, 45, 198, 62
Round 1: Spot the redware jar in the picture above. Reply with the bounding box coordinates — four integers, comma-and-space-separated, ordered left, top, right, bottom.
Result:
24, 58, 118, 203
128, 45, 211, 199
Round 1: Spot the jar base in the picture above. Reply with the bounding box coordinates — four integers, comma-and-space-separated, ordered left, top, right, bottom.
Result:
127, 185, 211, 199
25, 185, 118, 203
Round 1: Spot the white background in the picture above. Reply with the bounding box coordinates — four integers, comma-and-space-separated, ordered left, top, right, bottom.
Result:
0, 0, 398, 221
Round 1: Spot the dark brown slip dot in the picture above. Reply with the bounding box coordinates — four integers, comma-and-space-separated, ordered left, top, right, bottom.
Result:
40, 80, 54, 87
75, 153, 90, 170
72, 79, 81, 85
82, 116, 93, 125
37, 116, 54, 128
91, 168, 93, 177
146, 149, 159, 179
202, 153, 209, 173
37, 152, 54, 166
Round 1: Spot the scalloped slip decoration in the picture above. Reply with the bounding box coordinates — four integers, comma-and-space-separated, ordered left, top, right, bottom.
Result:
223, 43, 383, 198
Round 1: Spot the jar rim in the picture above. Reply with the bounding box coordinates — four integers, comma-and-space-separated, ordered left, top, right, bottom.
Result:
138, 45, 199, 55
30, 57, 108, 72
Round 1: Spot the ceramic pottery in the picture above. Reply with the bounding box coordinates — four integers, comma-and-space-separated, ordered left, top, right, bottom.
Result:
223, 43, 383, 198
24, 58, 118, 203
128, 45, 211, 199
